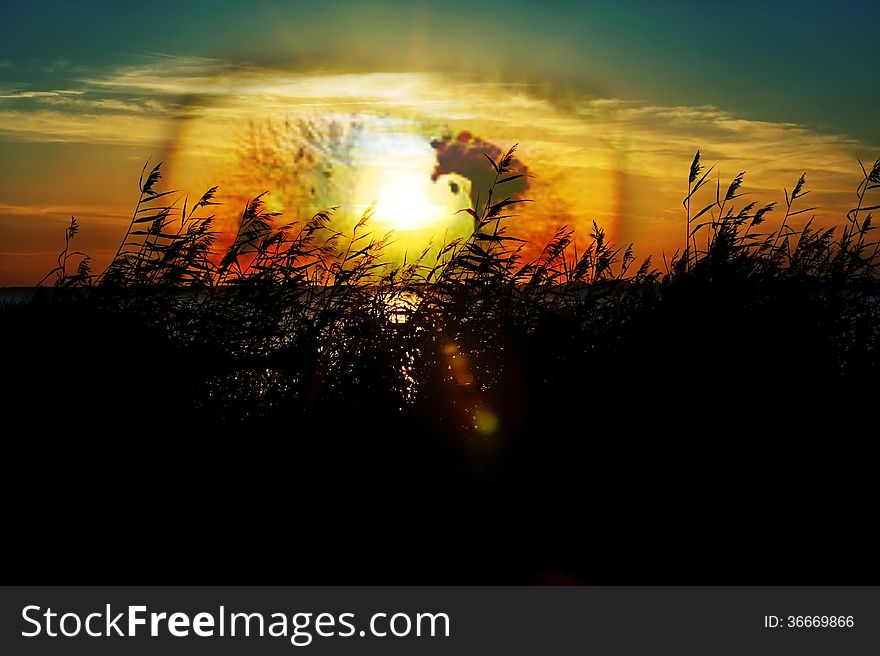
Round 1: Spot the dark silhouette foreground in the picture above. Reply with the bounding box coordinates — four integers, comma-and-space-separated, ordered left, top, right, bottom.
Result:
4, 151, 879, 583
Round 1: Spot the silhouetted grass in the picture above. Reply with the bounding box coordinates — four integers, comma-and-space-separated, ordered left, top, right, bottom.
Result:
5, 147, 879, 584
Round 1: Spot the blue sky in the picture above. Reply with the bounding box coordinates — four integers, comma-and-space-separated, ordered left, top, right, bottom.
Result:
1, 0, 877, 142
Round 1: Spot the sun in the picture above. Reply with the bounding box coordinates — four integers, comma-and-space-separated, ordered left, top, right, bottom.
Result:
371, 169, 453, 232
347, 131, 472, 243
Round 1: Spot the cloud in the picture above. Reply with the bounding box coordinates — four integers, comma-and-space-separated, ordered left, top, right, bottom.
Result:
0, 109, 164, 144
0, 202, 129, 219
42, 60, 91, 74
34, 95, 174, 114
430, 131, 530, 210
0, 89, 84, 99
82, 54, 262, 95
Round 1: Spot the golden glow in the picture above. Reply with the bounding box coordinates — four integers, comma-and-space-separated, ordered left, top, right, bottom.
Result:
356, 167, 467, 234
158, 71, 867, 271
372, 170, 447, 231
347, 131, 472, 249
1, 65, 872, 284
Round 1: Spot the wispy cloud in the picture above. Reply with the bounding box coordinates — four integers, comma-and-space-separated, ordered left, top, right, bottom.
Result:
42, 60, 92, 74
0, 89, 85, 99
0, 202, 130, 219
34, 95, 174, 114
6, 55, 867, 169
82, 54, 260, 95
0, 108, 165, 144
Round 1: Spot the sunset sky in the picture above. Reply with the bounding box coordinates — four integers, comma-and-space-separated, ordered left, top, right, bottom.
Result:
1, 0, 877, 284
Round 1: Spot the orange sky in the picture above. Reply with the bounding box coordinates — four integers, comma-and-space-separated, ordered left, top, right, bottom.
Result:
1, 66, 876, 285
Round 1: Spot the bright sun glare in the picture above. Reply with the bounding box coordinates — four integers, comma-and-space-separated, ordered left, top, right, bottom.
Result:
372, 170, 453, 231
349, 132, 471, 241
